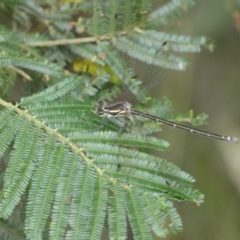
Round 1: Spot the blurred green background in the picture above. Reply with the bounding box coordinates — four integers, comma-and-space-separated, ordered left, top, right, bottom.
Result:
152, 0, 240, 239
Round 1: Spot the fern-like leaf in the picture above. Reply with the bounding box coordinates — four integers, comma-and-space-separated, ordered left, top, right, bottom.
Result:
0, 83, 203, 239
0, 51, 62, 76
150, 0, 198, 27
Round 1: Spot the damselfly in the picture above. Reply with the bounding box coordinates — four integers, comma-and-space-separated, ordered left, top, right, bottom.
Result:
97, 100, 238, 143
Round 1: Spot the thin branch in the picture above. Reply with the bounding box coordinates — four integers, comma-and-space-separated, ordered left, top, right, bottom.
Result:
7, 65, 32, 81
24, 29, 135, 47
25, 35, 113, 47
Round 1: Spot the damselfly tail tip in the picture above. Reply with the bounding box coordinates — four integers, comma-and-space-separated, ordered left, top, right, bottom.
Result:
228, 136, 238, 144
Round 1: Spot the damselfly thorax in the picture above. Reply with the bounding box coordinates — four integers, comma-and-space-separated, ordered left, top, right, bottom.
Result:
97, 101, 132, 118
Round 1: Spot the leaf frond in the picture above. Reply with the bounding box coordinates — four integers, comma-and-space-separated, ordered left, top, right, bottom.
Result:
150, 0, 198, 27
0, 93, 203, 239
